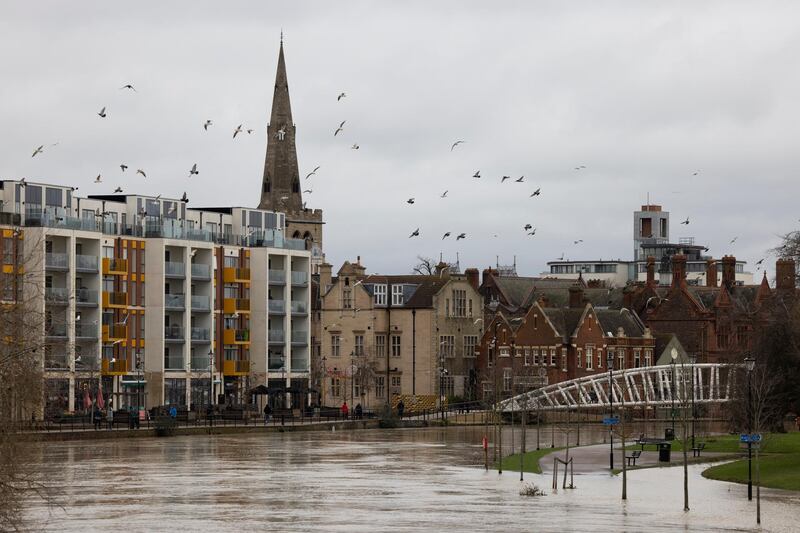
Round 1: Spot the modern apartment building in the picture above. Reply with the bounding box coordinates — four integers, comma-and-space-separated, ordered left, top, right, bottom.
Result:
0, 179, 311, 417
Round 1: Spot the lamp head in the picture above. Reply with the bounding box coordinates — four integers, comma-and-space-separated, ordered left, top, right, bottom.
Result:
744, 357, 755, 372
670, 347, 678, 361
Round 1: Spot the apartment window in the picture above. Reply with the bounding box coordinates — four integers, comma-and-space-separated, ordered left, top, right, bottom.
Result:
586, 345, 594, 370
524, 347, 531, 366
331, 378, 341, 398
354, 334, 364, 356
500, 347, 510, 358
342, 288, 352, 309
331, 335, 340, 357
561, 349, 568, 372
375, 376, 385, 398
440, 335, 455, 358
532, 348, 539, 366
376, 334, 386, 358
515, 347, 523, 359
550, 348, 557, 367
607, 348, 615, 369
577, 348, 582, 368
617, 348, 625, 371
373, 284, 387, 306
391, 285, 404, 306
644, 349, 652, 367
633, 349, 641, 368
390, 376, 401, 393
452, 289, 466, 317
597, 348, 603, 369
503, 368, 512, 392
391, 335, 401, 357
468, 299, 473, 318
463, 335, 477, 358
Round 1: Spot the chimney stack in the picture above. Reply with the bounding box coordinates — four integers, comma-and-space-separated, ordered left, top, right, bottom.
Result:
646, 256, 655, 286
721, 255, 736, 288
482, 267, 497, 286
568, 285, 584, 308
465, 268, 480, 291
776, 259, 797, 290
319, 263, 333, 292
705, 259, 717, 287
671, 254, 687, 287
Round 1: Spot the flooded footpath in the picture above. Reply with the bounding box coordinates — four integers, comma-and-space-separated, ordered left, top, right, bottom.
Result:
25, 426, 800, 532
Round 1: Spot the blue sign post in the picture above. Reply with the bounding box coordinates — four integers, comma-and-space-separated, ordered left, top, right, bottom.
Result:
602, 417, 620, 426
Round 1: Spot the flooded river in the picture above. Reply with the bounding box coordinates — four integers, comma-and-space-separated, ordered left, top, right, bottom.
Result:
25, 426, 800, 532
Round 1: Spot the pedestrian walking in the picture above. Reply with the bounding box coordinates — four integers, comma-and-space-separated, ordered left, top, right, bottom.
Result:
107, 403, 114, 430
355, 403, 363, 420
264, 404, 272, 425
341, 401, 349, 420
397, 399, 405, 419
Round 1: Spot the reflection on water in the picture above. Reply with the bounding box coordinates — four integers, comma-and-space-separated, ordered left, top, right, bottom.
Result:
26, 426, 800, 532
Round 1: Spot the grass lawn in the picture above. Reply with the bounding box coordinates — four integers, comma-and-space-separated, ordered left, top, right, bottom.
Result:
499, 447, 564, 474
627, 432, 800, 454
703, 453, 800, 492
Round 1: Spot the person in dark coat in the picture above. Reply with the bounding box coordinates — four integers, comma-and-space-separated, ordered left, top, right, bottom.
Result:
263, 404, 272, 425
397, 399, 405, 418
354, 403, 363, 420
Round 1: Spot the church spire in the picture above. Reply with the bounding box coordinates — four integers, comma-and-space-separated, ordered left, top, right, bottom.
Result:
259, 39, 302, 212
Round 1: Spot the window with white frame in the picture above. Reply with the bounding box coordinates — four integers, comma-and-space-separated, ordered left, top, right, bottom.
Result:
617, 348, 625, 370
375, 376, 385, 398
441, 375, 455, 397
503, 368, 512, 392
373, 284, 387, 306
463, 335, 478, 358
391, 335, 401, 357
391, 285, 404, 306
597, 348, 603, 369
586, 344, 594, 370
532, 348, 540, 366
452, 289, 466, 317
550, 348, 557, 367
440, 335, 455, 358
577, 348, 583, 368
607, 348, 615, 369
376, 335, 386, 358
354, 334, 364, 356
524, 347, 531, 366
468, 299, 473, 317
331, 335, 340, 357
633, 349, 641, 368
500, 347, 510, 358
644, 349, 652, 366
332, 378, 341, 398
561, 349, 568, 372
390, 375, 401, 393
342, 288, 353, 309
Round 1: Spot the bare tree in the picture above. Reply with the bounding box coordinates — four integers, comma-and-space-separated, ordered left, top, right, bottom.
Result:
747, 360, 780, 525
412, 255, 435, 276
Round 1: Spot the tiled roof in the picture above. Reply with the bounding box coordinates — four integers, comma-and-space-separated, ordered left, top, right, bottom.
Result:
362, 274, 450, 308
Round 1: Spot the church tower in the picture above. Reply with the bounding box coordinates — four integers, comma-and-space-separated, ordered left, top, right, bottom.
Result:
258, 39, 324, 266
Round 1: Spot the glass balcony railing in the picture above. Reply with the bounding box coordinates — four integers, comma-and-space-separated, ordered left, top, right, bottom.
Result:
191, 263, 211, 279
291, 356, 309, 373
268, 354, 286, 371
290, 301, 307, 314
45, 253, 68, 270
103, 291, 128, 308
191, 295, 210, 311
45, 353, 69, 370
191, 356, 213, 372
268, 330, 285, 343
102, 258, 128, 275
223, 328, 250, 345
164, 325, 184, 341
190, 327, 210, 342
164, 355, 185, 371
291, 330, 308, 344
76, 254, 99, 272
291, 271, 308, 286
268, 270, 286, 284
268, 300, 285, 314
45, 287, 70, 304
164, 262, 185, 278
165, 294, 185, 309
75, 288, 98, 305
46, 323, 68, 337
75, 323, 98, 338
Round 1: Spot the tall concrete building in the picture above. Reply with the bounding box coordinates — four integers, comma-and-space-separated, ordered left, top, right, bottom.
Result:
258, 40, 324, 272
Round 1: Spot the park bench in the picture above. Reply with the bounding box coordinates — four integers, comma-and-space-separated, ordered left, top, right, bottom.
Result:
635, 434, 666, 451
626, 450, 642, 466
691, 442, 706, 457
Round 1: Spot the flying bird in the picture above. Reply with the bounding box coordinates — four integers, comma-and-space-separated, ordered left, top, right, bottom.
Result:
527, 231, 536, 236
524, 224, 532, 231
97, 107, 107, 118
573, 239, 583, 245
407, 198, 415, 204
515, 176, 525, 182
530, 188, 541, 197
450, 140, 465, 151
692, 170, 701, 176
574, 165, 586, 170
247, 129, 254, 134
189, 163, 198, 177
456, 233, 466, 240
442, 232, 451, 240
473, 171, 481, 179
303, 189, 312, 194
181, 192, 188, 203
136, 169, 147, 178
440, 190, 448, 198
113, 186, 123, 193
337, 92, 346, 101
31, 145, 44, 157
305, 166, 320, 179
755, 258, 764, 265
334, 121, 346, 136
94, 175, 102, 183
203, 119, 212, 131
120, 164, 128, 172
680, 217, 690, 225
233, 124, 243, 138
409, 228, 420, 238
501, 176, 511, 183
558, 253, 565, 261
351, 144, 359, 150
730, 237, 738, 244
119, 84, 136, 92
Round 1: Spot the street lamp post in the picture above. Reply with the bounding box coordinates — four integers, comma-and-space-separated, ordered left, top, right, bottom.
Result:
321, 356, 327, 407
745, 356, 755, 501
208, 350, 214, 427
689, 355, 697, 449
670, 348, 678, 438
608, 351, 614, 470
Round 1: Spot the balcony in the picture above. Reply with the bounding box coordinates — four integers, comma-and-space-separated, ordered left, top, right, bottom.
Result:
75, 323, 98, 339
268, 353, 286, 371
191, 263, 211, 280
291, 330, 308, 345
102, 324, 127, 342
223, 359, 250, 376
268, 330, 285, 344
102, 358, 129, 375
102, 258, 128, 275
223, 298, 250, 315
75, 289, 99, 306
290, 301, 307, 315
165, 294, 185, 310
291, 271, 308, 286
190, 327, 210, 343
102, 291, 128, 308
191, 355, 213, 372
45, 253, 68, 271
164, 354, 185, 371
76, 254, 99, 272
45, 353, 69, 370
268, 269, 286, 285
45, 287, 70, 305
268, 300, 285, 314
223, 328, 250, 345
164, 262, 185, 279
164, 325, 184, 343
45, 323, 68, 338
190, 295, 211, 312
291, 355, 309, 373
223, 267, 250, 283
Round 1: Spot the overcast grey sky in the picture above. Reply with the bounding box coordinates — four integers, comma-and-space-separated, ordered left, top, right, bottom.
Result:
2, 1, 798, 279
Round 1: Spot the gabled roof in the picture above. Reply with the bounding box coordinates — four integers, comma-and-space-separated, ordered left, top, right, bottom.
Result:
595, 308, 646, 337
362, 274, 450, 308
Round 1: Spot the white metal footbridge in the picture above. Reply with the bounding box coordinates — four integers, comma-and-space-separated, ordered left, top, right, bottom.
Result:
498, 363, 738, 412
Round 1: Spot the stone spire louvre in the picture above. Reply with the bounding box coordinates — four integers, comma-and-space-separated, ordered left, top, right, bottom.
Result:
259, 40, 302, 212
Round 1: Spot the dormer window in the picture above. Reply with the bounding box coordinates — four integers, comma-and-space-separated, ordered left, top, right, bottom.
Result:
391, 284, 404, 306
374, 284, 387, 306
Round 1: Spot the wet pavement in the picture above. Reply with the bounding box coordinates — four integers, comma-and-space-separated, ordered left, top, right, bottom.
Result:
25, 426, 800, 532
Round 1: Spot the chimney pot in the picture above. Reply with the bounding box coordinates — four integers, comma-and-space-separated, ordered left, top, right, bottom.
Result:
706, 259, 718, 287
721, 255, 736, 288
671, 254, 687, 287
